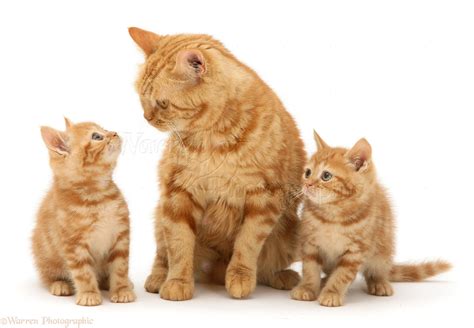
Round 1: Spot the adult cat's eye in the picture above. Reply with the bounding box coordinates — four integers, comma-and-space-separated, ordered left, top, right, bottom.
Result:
156, 99, 169, 109
321, 171, 333, 181
91, 132, 104, 141
304, 168, 312, 179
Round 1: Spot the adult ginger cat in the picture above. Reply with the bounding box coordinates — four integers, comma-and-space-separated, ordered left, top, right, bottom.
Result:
32, 118, 135, 306
129, 27, 306, 300
291, 131, 451, 307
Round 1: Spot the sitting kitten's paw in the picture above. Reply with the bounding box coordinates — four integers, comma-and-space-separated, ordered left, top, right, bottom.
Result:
291, 285, 318, 301
144, 274, 167, 294
110, 287, 136, 303
76, 291, 102, 306
318, 291, 344, 307
50, 281, 74, 296
367, 280, 394, 297
160, 279, 194, 301
269, 269, 300, 290
225, 264, 256, 299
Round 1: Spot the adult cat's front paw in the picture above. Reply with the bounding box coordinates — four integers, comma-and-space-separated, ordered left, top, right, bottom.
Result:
76, 291, 102, 306
318, 291, 344, 307
144, 273, 167, 294
110, 287, 136, 303
225, 264, 256, 299
160, 279, 194, 301
291, 285, 318, 301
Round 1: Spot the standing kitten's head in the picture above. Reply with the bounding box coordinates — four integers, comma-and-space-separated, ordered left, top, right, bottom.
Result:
303, 130, 376, 205
128, 27, 248, 133
40, 118, 122, 179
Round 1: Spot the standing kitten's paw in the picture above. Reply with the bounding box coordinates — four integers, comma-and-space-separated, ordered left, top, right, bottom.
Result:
367, 281, 394, 296
160, 279, 194, 301
291, 285, 318, 301
268, 270, 300, 290
76, 292, 102, 306
144, 274, 167, 294
50, 281, 74, 296
110, 287, 136, 303
225, 264, 256, 299
318, 291, 344, 307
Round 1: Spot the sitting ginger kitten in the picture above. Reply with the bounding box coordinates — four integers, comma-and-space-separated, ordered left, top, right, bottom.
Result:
291, 131, 451, 307
32, 118, 136, 306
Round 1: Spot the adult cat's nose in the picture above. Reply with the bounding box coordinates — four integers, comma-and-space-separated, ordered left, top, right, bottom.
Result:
143, 109, 155, 121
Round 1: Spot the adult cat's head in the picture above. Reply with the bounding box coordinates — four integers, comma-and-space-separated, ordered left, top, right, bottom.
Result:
129, 27, 250, 133
41, 118, 122, 179
303, 131, 377, 206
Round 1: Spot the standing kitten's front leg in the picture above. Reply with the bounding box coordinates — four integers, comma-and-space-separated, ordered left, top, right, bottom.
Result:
318, 250, 363, 307
226, 188, 282, 299
64, 239, 102, 306
107, 228, 136, 303
158, 191, 203, 301
291, 242, 322, 301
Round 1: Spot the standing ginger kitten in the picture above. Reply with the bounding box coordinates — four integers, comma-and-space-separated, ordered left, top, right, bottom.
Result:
129, 27, 306, 300
32, 118, 136, 306
291, 131, 451, 307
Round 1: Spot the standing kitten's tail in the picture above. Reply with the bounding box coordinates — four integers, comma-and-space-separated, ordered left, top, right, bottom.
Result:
389, 260, 452, 282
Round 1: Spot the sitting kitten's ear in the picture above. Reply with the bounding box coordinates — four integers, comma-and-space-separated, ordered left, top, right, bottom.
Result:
64, 117, 73, 130
174, 49, 206, 81
346, 138, 372, 172
313, 129, 329, 151
41, 127, 69, 156
128, 27, 160, 56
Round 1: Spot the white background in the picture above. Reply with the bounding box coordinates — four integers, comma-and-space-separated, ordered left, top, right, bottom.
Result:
0, 0, 472, 327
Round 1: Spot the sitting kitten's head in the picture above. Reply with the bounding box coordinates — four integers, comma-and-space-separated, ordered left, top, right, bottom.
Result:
40, 118, 121, 178
128, 27, 244, 133
303, 130, 376, 205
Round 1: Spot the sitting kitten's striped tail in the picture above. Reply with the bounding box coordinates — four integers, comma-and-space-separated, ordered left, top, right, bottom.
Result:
389, 260, 452, 282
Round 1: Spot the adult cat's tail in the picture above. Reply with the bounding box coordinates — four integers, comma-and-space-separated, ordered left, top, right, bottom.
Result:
389, 260, 451, 282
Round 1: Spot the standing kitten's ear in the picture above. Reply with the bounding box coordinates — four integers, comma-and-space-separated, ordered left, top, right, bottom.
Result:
174, 49, 206, 81
128, 27, 161, 56
345, 138, 372, 172
40, 127, 69, 156
64, 117, 73, 130
313, 129, 329, 151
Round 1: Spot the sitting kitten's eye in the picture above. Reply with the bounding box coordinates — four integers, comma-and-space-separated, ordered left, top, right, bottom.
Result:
321, 171, 333, 181
91, 132, 104, 141
304, 168, 312, 179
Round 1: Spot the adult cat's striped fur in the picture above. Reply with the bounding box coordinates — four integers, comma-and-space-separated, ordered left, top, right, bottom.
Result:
291, 131, 451, 307
129, 27, 306, 300
32, 119, 135, 306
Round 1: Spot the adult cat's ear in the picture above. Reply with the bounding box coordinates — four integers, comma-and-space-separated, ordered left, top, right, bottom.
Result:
313, 129, 329, 151
174, 49, 206, 80
64, 117, 73, 130
40, 126, 69, 156
128, 27, 160, 56
345, 138, 372, 172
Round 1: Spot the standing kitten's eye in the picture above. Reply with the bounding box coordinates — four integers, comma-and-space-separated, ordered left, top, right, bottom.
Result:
321, 171, 333, 181
304, 168, 312, 179
91, 132, 104, 141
